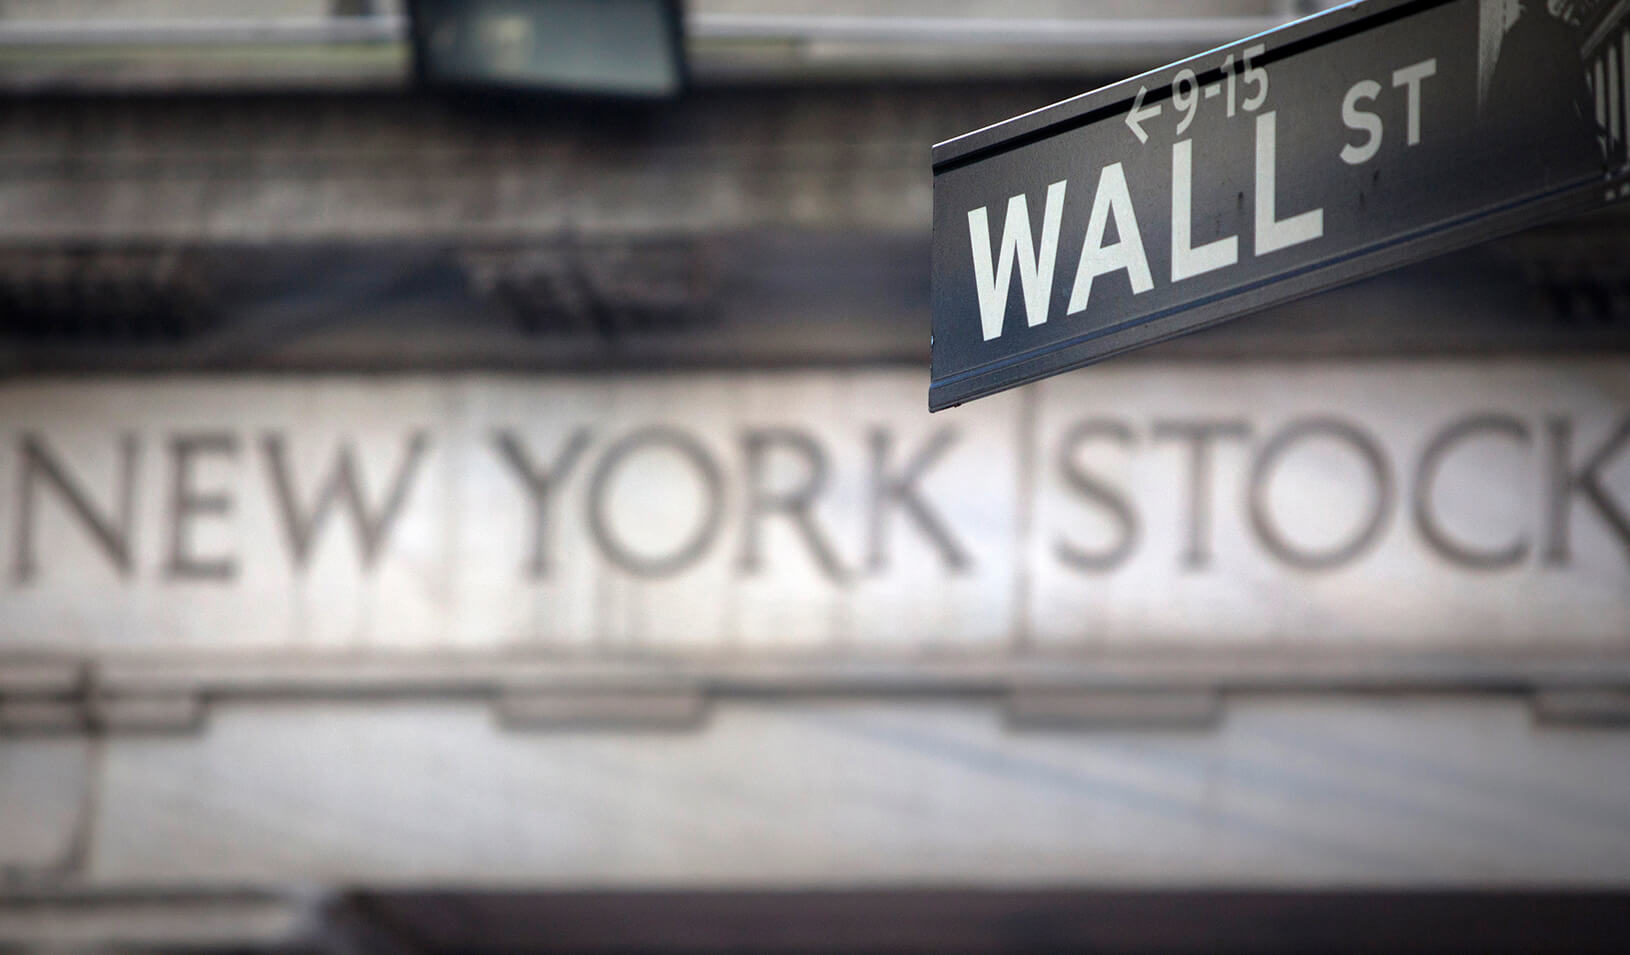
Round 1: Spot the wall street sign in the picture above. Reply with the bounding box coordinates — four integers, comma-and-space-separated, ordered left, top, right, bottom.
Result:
929, 0, 1630, 411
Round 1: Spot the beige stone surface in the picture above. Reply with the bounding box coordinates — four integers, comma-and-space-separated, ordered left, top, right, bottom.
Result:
0, 739, 89, 874
74, 695, 1630, 887
0, 360, 1625, 659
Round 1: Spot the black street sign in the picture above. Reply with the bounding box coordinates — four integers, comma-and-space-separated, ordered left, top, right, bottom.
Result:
930, 0, 1630, 411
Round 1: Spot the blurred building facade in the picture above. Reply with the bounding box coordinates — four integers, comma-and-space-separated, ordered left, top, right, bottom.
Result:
2, 2, 1630, 952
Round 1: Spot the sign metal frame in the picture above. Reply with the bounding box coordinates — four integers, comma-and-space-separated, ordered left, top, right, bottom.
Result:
930, 0, 1626, 411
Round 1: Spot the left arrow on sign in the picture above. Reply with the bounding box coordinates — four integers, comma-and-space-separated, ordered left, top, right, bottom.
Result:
1124, 85, 1162, 144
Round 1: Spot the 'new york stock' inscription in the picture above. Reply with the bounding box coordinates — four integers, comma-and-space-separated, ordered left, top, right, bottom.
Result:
2, 362, 1627, 654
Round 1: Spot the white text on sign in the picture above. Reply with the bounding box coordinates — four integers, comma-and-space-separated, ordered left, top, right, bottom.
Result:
968, 56, 1438, 342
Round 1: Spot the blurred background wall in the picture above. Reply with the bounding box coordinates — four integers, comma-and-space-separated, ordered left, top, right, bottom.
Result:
2, 2, 1630, 952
